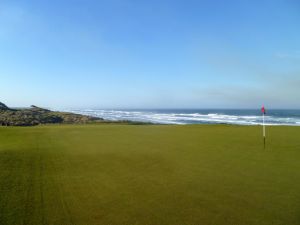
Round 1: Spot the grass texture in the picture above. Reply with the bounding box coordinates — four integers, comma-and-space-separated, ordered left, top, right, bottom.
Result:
0, 124, 299, 225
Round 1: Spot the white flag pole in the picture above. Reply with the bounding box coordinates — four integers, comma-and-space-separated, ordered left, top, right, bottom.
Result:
263, 111, 266, 148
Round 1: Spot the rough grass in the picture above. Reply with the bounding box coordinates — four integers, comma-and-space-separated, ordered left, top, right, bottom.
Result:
0, 124, 299, 225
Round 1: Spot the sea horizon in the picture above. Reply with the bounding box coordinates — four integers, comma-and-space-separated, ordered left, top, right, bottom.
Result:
60, 108, 300, 126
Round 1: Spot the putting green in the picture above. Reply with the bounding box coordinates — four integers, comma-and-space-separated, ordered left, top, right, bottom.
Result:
0, 125, 299, 225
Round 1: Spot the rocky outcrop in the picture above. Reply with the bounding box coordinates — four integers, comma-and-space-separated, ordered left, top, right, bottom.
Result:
0, 102, 9, 110
0, 102, 104, 126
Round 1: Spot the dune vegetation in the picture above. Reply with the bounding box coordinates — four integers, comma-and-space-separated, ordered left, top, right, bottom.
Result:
0, 102, 104, 126
0, 124, 299, 225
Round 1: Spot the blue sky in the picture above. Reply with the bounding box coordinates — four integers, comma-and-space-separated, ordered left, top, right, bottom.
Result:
0, 0, 299, 109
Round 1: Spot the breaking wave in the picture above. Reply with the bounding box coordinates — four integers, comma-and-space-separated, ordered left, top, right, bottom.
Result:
61, 109, 300, 126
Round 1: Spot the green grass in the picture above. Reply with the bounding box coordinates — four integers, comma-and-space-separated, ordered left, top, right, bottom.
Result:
0, 124, 300, 225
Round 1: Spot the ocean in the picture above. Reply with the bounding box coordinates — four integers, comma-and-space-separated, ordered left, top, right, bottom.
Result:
63, 109, 300, 126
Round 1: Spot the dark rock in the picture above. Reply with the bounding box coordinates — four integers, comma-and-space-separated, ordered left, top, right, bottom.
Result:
0, 102, 104, 126
0, 102, 9, 110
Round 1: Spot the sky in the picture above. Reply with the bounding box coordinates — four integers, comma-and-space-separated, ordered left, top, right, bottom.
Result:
0, 0, 300, 109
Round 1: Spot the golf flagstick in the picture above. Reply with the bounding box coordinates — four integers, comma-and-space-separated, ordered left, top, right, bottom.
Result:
261, 105, 266, 148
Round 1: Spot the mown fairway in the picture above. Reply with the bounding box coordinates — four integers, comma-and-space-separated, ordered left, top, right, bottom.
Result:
0, 125, 299, 225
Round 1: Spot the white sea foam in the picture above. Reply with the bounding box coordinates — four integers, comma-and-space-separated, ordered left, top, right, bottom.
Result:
60, 109, 300, 126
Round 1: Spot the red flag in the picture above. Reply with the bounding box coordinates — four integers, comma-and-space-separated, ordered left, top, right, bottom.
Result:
261, 106, 266, 114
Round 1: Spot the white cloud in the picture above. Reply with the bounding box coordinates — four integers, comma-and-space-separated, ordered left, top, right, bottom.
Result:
275, 51, 300, 60
193, 71, 300, 109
